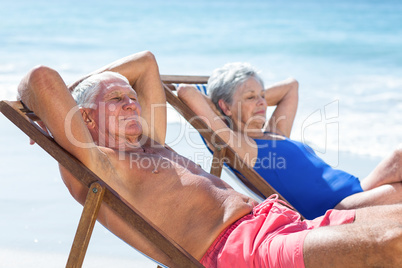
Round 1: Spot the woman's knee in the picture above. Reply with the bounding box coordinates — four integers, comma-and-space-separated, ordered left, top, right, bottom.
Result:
388, 147, 402, 179
391, 146, 402, 165
362, 147, 402, 190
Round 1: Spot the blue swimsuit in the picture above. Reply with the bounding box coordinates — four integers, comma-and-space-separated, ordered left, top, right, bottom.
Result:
250, 137, 363, 219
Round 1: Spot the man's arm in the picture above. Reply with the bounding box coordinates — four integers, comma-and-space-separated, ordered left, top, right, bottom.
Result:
18, 65, 116, 205
18, 66, 105, 173
69, 51, 167, 145
263, 77, 299, 137
18, 65, 177, 267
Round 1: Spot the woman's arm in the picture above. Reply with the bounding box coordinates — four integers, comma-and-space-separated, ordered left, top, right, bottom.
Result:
264, 77, 299, 137
177, 84, 258, 165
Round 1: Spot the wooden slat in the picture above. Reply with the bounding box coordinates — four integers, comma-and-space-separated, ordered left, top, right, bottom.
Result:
67, 182, 105, 267
161, 75, 209, 85
0, 100, 204, 268
209, 146, 226, 178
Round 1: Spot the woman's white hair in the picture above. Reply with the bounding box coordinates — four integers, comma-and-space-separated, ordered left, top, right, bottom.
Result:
72, 71, 130, 108
207, 62, 264, 115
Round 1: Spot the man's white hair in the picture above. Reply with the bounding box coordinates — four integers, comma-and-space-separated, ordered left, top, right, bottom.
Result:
72, 71, 130, 108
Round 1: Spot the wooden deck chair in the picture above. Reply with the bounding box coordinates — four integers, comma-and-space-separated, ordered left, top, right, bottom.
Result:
160, 75, 303, 218
0, 100, 204, 268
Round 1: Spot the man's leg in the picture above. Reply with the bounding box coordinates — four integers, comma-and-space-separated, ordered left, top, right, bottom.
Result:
304, 205, 402, 267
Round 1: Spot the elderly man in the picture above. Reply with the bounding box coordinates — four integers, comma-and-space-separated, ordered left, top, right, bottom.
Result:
17, 51, 402, 267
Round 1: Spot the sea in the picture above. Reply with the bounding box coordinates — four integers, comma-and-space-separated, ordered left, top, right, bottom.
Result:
1, 0, 401, 159
0, 0, 401, 266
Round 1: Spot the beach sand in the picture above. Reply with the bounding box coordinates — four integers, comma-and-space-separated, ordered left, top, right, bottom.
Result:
0, 111, 382, 267
0, 115, 157, 267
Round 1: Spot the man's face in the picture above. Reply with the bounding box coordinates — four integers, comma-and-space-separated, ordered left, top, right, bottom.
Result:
90, 75, 143, 146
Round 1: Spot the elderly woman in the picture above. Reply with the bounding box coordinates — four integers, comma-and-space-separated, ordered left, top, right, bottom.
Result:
177, 62, 402, 219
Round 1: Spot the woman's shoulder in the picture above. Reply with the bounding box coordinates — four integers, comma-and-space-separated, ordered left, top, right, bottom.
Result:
254, 131, 287, 141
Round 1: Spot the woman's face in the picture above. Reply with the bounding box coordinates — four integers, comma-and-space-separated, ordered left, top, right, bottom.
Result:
223, 77, 267, 132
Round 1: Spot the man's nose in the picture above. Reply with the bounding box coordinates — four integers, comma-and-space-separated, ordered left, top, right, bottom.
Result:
122, 96, 137, 110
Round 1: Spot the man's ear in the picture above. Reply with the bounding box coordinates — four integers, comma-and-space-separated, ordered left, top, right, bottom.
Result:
218, 99, 232, 116
80, 108, 95, 129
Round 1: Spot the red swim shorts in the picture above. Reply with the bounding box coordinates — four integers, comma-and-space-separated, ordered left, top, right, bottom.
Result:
200, 195, 355, 268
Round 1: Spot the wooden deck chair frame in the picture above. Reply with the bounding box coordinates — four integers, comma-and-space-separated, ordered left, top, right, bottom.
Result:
161, 75, 303, 218
0, 100, 204, 268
